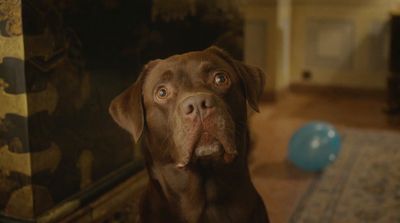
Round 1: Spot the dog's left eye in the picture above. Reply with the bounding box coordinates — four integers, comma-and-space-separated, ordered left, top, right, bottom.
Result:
156, 87, 169, 99
213, 72, 230, 87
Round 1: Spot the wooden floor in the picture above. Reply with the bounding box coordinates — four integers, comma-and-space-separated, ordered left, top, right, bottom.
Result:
248, 90, 400, 223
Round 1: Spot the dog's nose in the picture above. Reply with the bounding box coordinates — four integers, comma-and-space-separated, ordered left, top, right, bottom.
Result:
181, 94, 215, 119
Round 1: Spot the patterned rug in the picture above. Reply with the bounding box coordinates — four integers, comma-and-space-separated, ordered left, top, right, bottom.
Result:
290, 128, 400, 223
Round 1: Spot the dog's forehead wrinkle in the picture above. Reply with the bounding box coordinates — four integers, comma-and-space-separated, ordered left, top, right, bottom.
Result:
175, 71, 193, 89
147, 64, 195, 90
145, 54, 235, 94
160, 70, 173, 82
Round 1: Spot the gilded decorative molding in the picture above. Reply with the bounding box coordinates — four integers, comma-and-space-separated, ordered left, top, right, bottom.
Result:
77, 150, 94, 189
31, 142, 61, 174
0, 35, 24, 62
0, 79, 28, 118
0, 0, 22, 36
0, 142, 61, 176
27, 82, 59, 116
5, 185, 34, 219
5, 185, 54, 219
0, 79, 58, 118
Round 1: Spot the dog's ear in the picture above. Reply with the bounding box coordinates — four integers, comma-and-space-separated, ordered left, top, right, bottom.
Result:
206, 46, 266, 112
235, 62, 265, 112
109, 81, 144, 143
108, 60, 159, 142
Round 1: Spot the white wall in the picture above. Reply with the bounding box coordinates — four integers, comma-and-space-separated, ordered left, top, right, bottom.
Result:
243, 4, 278, 95
242, 0, 400, 93
242, 0, 292, 95
291, 0, 399, 89
277, 0, 292, 91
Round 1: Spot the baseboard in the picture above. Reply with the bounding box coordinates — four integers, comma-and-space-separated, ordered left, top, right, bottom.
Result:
260, 89, 289, 102
289, 83, 386, 98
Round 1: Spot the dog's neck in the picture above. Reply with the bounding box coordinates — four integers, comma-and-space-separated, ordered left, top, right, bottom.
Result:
150, 160, 256, 223
141, 135, 259, 223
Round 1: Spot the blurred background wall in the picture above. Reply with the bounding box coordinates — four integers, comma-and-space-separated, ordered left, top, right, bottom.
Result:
242, 0, 400, 98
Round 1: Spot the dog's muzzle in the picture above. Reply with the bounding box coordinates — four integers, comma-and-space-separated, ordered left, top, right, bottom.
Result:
175, 93, 238, 168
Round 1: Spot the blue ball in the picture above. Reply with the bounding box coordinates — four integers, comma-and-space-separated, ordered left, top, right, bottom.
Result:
288, 122, 341, 172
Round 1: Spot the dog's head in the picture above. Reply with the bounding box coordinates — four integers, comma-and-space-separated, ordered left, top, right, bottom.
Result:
109, 47, 265, 168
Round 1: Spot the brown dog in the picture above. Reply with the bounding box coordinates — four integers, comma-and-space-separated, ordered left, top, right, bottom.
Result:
109, 46, 269, 223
